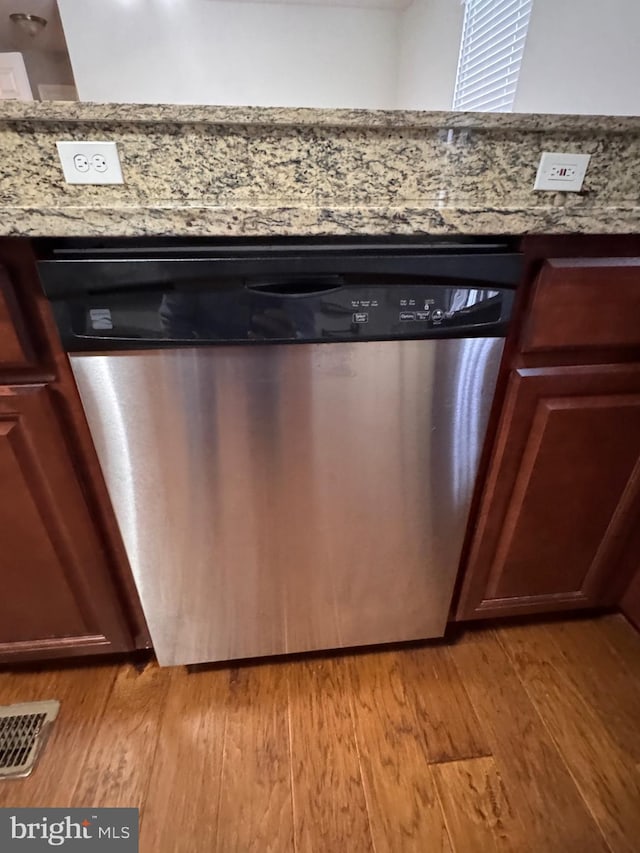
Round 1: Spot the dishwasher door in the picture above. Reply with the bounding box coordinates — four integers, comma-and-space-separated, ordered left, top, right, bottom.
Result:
71, 337, 502, 665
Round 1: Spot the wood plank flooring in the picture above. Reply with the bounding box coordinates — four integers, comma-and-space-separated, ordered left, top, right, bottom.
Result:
1, 614, 639, 852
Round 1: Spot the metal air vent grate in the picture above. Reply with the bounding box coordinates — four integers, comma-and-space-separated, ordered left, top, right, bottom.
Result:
0, 700, 60, 779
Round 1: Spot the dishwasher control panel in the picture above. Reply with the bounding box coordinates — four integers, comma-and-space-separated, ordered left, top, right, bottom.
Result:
44, 282, 513, 350
38, 243, 521, 351
347, 289, 484, 330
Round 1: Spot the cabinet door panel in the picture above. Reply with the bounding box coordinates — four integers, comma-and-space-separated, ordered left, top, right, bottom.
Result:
0, 418, 89, 641
0, 264, 34, 368
457, 364, 640, 619
0, 384, 130, 656
621, 565, 640, 631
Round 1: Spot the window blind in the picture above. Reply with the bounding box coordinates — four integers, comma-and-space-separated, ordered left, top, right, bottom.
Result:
452, 0, 533, 112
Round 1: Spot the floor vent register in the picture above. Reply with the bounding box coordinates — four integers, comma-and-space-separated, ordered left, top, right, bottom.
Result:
0, 701, 60, 779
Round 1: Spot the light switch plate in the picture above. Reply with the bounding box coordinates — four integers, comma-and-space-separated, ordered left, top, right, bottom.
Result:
56, 141, 124, 185
534, 152, 590, 192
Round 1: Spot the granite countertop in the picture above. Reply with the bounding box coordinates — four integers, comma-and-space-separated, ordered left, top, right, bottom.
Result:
1, 101, 639, 237
4, 100, 640, 131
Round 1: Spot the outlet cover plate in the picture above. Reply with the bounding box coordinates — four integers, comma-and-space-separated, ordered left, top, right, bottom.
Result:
534, 151, 590, 192
56, 141, 124, 185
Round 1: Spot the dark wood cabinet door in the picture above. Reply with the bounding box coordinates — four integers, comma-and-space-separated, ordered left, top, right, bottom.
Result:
456, 363, 640, 620
0, 383, 132, 659
620, 562, 640, 632
0, 263, 34, 369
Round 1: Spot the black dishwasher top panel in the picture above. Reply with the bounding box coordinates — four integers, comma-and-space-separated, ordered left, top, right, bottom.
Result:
49, 281, 513, 350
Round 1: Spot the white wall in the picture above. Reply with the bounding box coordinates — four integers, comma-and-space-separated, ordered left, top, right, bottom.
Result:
514, 0, 640, 115
395, 0, 464, 111
395, 0, 640, 116
58, 0, 640, 115
58, 0, 398, 109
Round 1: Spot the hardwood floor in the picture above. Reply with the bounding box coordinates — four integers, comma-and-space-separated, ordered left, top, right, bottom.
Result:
1, 614, 639, 852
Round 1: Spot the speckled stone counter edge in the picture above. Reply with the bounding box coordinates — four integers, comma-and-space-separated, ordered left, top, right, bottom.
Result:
2, 100, 640, 132
4, 204, 640, 239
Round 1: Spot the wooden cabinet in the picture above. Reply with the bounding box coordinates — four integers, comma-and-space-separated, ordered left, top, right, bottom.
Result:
0, 238, 148, 661
621, 566, 640, 631
456, 248, 640, 621
521, 258, 640, 353
456, 364, 640, 618
0, 385, 131, 655
0, 264, 34, 368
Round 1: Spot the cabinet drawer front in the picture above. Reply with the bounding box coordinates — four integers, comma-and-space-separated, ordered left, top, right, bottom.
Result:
522, 258, 640, 353
0, 264, 34, 368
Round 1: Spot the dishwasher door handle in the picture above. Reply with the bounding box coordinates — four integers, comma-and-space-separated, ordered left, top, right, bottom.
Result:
245, 276, 345, 298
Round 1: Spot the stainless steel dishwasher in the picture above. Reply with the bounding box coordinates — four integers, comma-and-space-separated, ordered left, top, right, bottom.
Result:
38, 241, 519, 665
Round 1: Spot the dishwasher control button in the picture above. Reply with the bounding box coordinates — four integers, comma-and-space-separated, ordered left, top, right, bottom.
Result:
431, 308, 445, 322
352, 312, 369, 323
399, 312, 416, 321
416, 311, 430, 321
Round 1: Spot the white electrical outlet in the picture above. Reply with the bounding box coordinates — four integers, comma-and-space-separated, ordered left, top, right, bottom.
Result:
534, 152, 590, 192
56, 141, 124, 185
